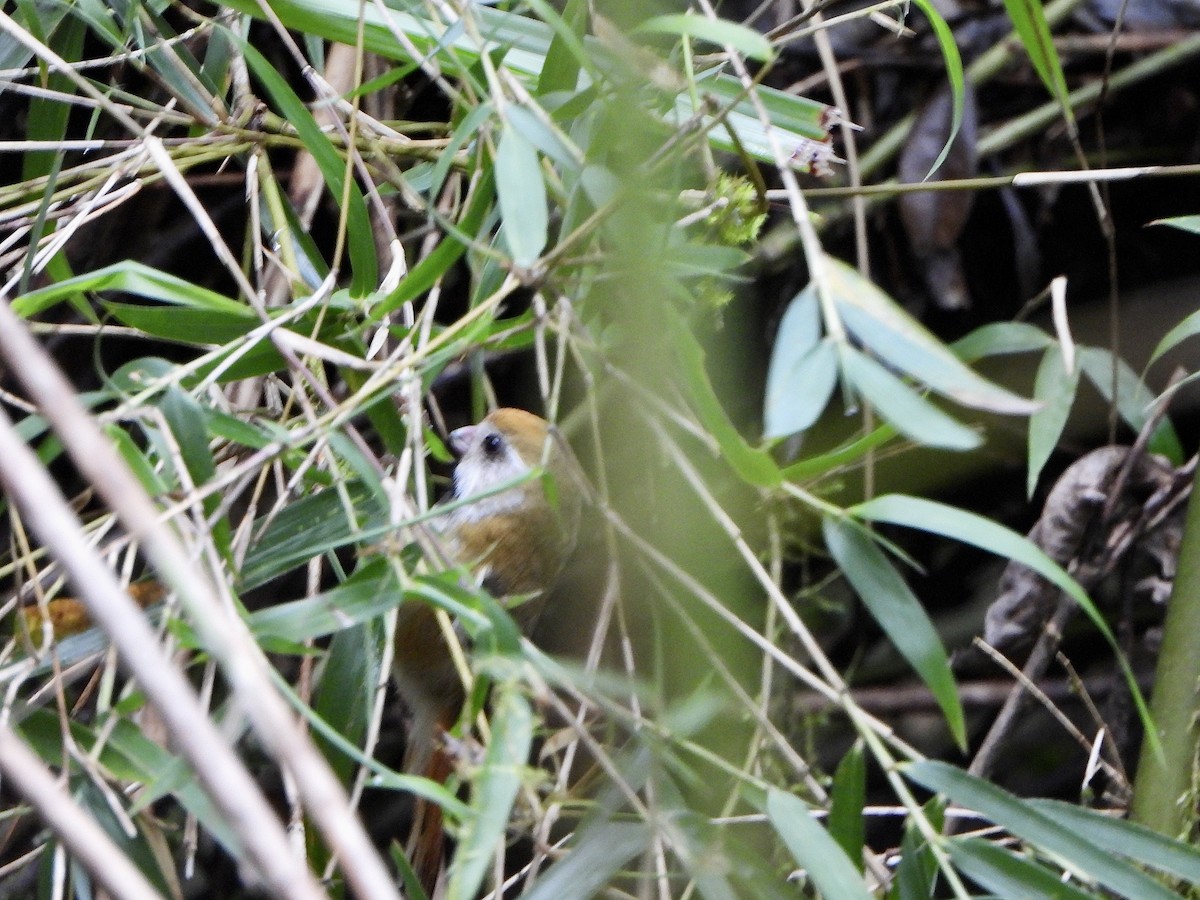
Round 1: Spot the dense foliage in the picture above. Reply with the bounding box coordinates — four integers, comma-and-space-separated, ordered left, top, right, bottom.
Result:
2, 0, 1200, 897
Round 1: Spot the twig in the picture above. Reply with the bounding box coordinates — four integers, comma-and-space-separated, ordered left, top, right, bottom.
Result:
969, 597, 1077, 780
973, 638, 1125, 787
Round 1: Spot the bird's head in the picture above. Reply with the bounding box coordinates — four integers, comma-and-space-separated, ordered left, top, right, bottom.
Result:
448, 408, 582, 527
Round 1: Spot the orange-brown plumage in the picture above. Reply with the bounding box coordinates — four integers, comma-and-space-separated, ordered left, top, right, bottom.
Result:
392, 408, 582, 894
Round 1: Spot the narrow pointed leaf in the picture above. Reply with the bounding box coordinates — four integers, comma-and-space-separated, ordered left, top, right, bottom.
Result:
823, 517, 966, 748
829, 744, 866, 873
635, 13, 774, 62
840, 345, 982, 451
766, 788, 873, 900
1027, 799, 1200, 883
764, 285, 837, 438
909, 761, 1179, 900
947, 837, 1095, 899
238, 38, 378, 295
1001, 0, 1072, 116
908, 0, 965, 177
1078, 346, 1181, 462
828, 258, 1037, 415
447, 686, 534, 898
496, 123, 548, 267
1028, 347, 1079, 496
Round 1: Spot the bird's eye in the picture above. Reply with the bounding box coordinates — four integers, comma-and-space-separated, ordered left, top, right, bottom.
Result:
481, 432, 504, 456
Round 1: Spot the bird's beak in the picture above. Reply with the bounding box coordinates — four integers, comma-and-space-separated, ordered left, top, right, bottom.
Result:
449, 425, 476, 458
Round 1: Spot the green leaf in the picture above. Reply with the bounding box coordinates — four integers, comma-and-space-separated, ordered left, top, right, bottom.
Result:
909, 761, 1180, 900
73, 779, 175, 897
219, 0, 833, 166
766, 788, 872, 900
635, 13, 774, 62
533, 0, 589, 95
12, 261, 246, 318
160, 386, 231, 559
763, 282, 833, 438
1077, 346, 1182, 462
237, 36, 378, 295
313, 622, 381, 783
429, 101, 494, 206
765, 339, 837, 439
660, 241, 750, 280
907, 0, 965, 177
1001, 0, 1072, 120
1027, 347, 1079, 496
240, 482, 387, 590
506, 103, 583, 172
828, 257, 1037, 416
1150, 214, 1200, 235
823, 517, 966, 749
447, 686, 534, 898
829, 743, 866, 873
889, 799, 943, 900
249, 562, 397, 643
1150, 305, 1200, 367
839, 345, 982, 451
268, 668, 469, 818
666, 308, 781, 487
19, 711, 237, 855
951, 321, 1053, 361
105, 425, 168, 496
22, 12, 83, 182
1027, 799, 1200, 883
947, 837, 1096, 899
2, 1, 70, 69
128, 4, 220, 123
523, 821, 650, 900
104, 303, 257, 345
496, 122, 549, 267
853, 493, 1159, 758
781, 424, 898, 481
677, 70, 835, 164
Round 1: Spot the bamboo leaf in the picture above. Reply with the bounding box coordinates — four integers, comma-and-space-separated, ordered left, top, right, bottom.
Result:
947, 837, 1096, 899
823, 517, 966, 749
839, 345, 982, 451
907, 0, 965, 177
766, 788, 873, 900
13, 261, 248, 318
496, 123, 549, 267
828, 257, 1038, 416
1028, 347, 1079, 496
764, 284, 837, 438
910, 761, 1180, 900
237, 36, 378, 295
952, 321, 1053, 361
1077, 346, 1181, 462
635, 13, 774, 62
447, 686, 534, 898
829, 743, 866, 873
1001, 0, 1072, 119
1028, 799, 1200, 883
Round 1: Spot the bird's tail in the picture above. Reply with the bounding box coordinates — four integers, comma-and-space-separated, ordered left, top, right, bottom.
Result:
405, 735, 454, 897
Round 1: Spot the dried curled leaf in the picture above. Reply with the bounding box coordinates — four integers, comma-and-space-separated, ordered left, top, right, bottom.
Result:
18, 581, 166, 640
898, 81, 979, 310
983, 446, 1186, 652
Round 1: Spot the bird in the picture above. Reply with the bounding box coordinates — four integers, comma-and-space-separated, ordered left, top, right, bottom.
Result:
391, 408, 584, 895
